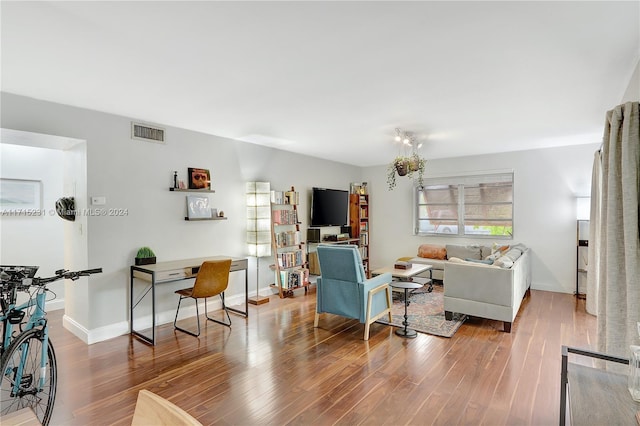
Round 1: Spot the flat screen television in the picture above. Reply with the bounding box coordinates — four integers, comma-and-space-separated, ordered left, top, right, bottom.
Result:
310, 187, 349, 227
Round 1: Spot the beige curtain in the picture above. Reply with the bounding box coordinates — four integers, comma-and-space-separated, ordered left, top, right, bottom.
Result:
596, 101, 640, 358
586, 151, 601, 316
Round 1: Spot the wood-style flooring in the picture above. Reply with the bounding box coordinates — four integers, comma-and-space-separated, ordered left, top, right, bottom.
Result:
45, 287, 596, 425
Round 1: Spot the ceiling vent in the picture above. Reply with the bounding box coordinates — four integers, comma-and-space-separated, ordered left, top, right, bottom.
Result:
131, 122, 165, 144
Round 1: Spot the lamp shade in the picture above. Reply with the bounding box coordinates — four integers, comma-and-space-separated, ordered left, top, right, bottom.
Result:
576, 196, 590, 221
246, 182, 272, 257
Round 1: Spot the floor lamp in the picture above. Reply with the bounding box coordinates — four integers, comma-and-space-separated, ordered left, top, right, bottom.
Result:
246, 182, 271, 305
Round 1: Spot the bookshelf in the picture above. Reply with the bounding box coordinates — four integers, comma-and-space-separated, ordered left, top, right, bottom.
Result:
270, 186, 309, 298
349, 190, 370, 278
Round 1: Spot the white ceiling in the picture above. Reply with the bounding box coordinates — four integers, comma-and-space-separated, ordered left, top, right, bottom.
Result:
2, 1, 639, 166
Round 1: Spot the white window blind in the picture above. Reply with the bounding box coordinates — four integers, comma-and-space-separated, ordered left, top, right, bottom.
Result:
415, 172, 513, 237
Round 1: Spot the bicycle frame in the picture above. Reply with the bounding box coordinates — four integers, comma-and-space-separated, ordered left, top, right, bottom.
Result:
1, 286, 50, 394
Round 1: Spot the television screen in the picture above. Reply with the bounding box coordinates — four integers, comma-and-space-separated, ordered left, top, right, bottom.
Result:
311, 187, 349, 227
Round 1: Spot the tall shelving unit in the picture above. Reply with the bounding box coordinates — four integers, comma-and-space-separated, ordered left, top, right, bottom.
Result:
576, 219, 589, 299
349, 191, 370, 278
271, 187, 309, 298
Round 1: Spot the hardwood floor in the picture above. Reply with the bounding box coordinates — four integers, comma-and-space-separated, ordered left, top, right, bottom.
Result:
45, 287, 596, 425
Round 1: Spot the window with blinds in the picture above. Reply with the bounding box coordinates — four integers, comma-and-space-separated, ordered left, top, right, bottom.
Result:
414, 172, 513, 238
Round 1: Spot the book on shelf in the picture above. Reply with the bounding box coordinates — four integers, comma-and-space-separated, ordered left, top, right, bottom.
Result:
275, 230, 301, 247
276, 249, 304, 268
359, 231, 368, 245
272, 209, 298, 225
271, 190, 299, 205
359, 246, 368, 260
277, 268, 308, 289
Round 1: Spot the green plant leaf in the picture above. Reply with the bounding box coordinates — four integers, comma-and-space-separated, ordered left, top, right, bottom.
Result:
136, 246, 156, 258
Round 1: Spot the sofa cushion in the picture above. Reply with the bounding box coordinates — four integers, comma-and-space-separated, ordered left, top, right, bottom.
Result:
502, 247, 523, 262
446, 244, 482, 260
493, 256, 514, 269
418, 244, 447, 260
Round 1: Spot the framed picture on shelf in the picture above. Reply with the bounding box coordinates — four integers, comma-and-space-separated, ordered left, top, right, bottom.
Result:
188, 167, 210, 190
186, 195, 211, 219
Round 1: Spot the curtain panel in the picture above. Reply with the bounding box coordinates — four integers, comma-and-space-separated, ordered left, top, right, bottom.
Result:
595, 101, 640, 358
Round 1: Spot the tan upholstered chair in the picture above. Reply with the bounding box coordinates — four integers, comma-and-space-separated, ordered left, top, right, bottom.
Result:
131, 389, 202, 426
173, 259, 232, 336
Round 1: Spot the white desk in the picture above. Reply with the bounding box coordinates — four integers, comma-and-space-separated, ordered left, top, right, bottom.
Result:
130, 256, 248, 345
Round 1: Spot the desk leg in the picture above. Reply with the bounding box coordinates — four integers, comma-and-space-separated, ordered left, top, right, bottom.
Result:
227, 268, 249, 318
130, 267, 156, 345
130, 267, 134, 334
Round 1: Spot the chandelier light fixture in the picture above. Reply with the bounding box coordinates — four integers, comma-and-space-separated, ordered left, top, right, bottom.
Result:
394, 128, 423, 149
387, 128, 427, 190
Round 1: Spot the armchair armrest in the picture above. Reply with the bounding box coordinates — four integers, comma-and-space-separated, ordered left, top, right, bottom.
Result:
362, 272, 393, 292
359, 272, 392, 323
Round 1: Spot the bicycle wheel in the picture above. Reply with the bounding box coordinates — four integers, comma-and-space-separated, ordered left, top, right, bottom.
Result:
0, 327, 57, 425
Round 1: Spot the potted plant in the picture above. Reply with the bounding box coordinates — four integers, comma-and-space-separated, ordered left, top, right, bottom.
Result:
135, 246, 156, 265
387, 152, 426, 190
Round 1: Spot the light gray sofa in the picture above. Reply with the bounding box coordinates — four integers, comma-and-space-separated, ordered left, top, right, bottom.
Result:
409, 244, 494, 281
410, 243, 531, 333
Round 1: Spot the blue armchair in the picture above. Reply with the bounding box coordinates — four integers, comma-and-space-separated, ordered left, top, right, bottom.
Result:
314, 244, 393, 340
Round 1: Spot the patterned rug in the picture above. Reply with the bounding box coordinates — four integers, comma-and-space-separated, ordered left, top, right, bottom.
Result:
378, 284, 466, 338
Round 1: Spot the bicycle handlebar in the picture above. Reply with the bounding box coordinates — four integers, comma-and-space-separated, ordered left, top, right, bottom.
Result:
37, 268, 103, 284
1, 267, 103, 290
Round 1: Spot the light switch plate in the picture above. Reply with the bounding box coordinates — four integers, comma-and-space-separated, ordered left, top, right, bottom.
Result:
91, 196, 106, 205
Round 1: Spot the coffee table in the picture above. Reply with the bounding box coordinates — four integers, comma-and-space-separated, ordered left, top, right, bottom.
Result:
371, 264, 433, 339
371, 264, 433, 292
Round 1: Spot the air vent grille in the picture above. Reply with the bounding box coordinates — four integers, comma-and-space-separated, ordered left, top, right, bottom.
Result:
131, 122, 165, 143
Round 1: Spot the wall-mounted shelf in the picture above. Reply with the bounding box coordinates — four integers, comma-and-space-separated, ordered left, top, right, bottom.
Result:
170, 185, 224, 220
170, 188, 215, 193
184, 217, 227, 221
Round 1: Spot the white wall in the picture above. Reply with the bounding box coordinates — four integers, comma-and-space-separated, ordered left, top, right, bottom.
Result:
0, 144, 66, 308
0, 91, 602, 342
622, 58, 640, 103
1, 92, 361, 342
363, 143, 600, 294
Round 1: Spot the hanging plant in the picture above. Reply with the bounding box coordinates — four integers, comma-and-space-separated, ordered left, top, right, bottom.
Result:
387, 153, 426, 190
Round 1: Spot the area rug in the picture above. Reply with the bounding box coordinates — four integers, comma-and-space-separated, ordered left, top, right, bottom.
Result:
378, 284, 466, 338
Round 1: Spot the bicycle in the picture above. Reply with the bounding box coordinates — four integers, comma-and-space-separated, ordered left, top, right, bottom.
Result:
0, 265, 102, 425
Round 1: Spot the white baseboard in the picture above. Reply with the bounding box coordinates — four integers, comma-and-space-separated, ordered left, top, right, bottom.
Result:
62, 292, 247, 344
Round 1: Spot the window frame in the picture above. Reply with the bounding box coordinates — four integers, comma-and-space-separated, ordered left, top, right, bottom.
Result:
413, 171, 514, 239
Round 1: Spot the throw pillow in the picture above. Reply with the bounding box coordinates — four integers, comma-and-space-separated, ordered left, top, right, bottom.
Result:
494, 256, 514, 269
418, 244, 447, 260
446, 244, 482, 260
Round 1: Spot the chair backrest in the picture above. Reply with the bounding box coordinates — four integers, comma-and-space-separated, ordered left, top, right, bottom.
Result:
191, 259, 232, 298
131, 389, 203, 426
316, 245, 365, 283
